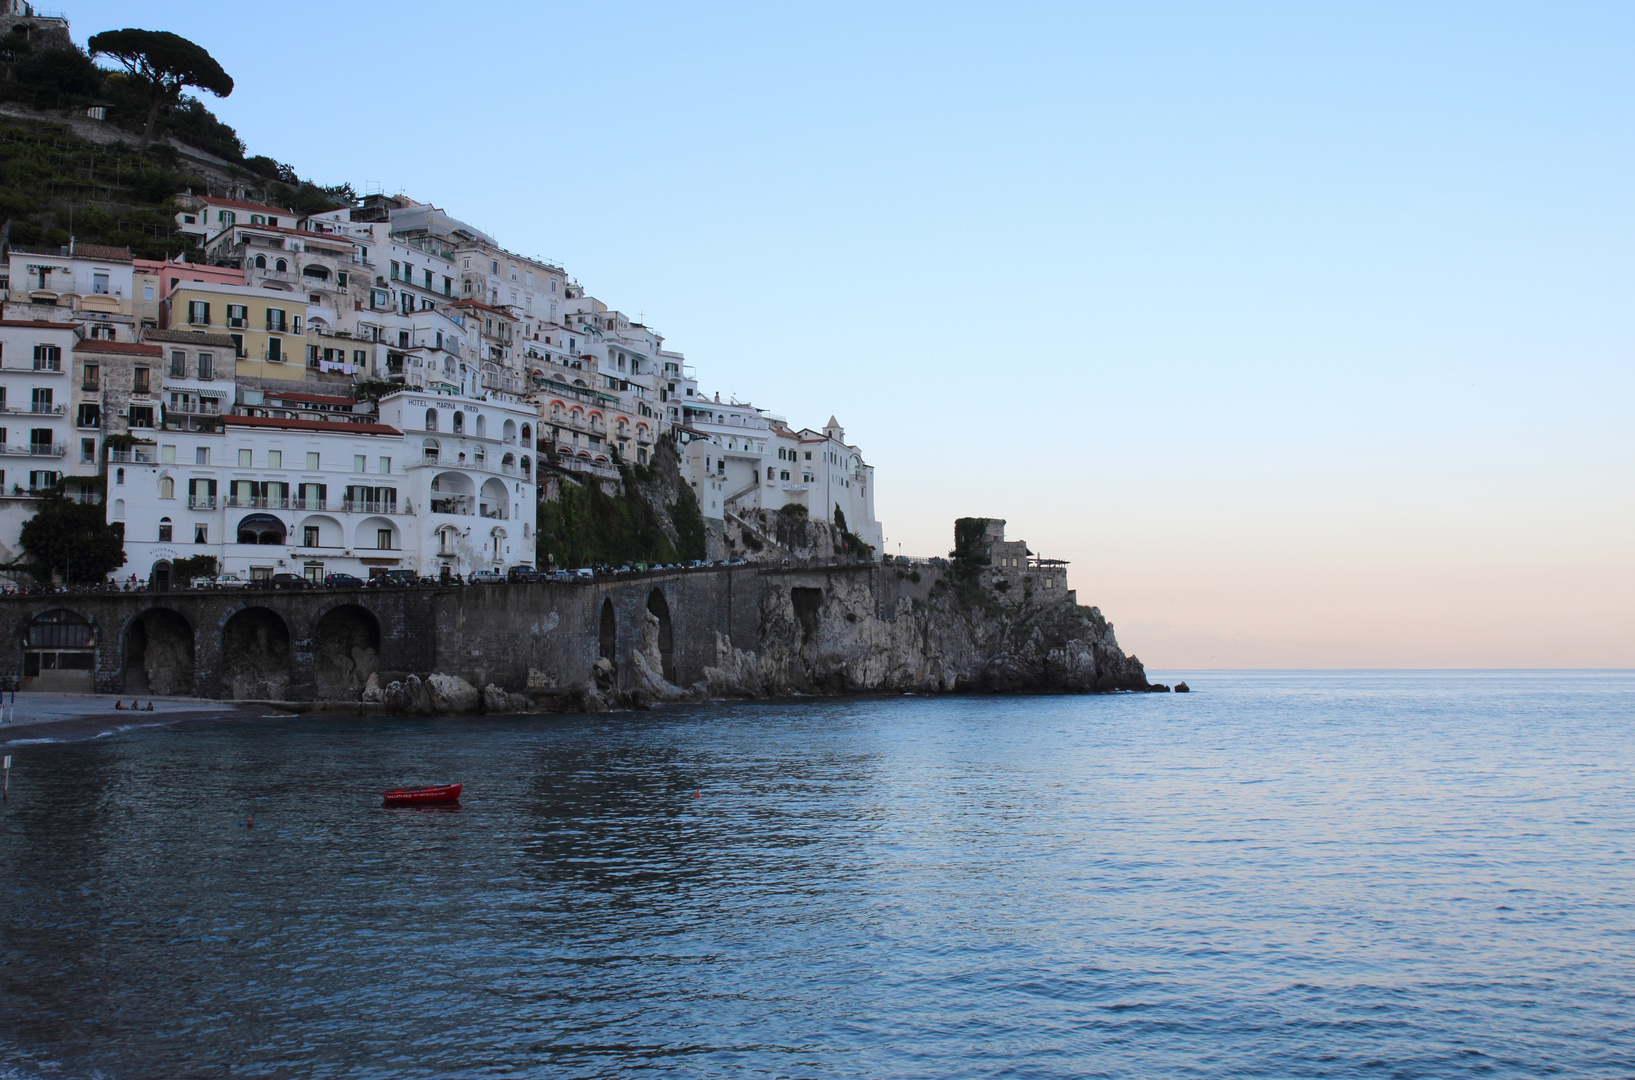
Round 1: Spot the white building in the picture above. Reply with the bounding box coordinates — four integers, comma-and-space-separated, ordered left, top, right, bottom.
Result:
4, 243, 137, 343
112, 389, 539, 585
0, 319, 80, 564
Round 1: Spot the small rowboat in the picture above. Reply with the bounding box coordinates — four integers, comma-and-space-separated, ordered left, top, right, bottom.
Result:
382, 782, 462, 806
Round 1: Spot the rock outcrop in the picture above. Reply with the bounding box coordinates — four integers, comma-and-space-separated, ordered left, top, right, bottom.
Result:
698, 571, 1152, 698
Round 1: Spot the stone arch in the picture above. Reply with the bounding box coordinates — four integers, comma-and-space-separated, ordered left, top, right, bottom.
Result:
150, 559, 172, 591
220, 607, 291, 700
123, 608, 194, 695
237, 513, 285, 545
312, 604, 380, 699
599, 597, 616, 670
502, 418, 517, 443
452, 410, 465, 434
430, 470, 475, 515
21, 608, 96, 692
647, 587, 675, 683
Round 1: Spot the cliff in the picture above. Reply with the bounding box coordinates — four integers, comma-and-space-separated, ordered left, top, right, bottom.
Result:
574, 563, 1156, 708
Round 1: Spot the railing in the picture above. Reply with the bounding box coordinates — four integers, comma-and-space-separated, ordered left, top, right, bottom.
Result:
188, 496, 217, 509
0, 404, 65, 414
166, 403, 222, 415
226, 495, 291, 509
108, 448, 157, 463
422, 451, 439, 464
1, 443, 66, 457
338, 500, 404, 515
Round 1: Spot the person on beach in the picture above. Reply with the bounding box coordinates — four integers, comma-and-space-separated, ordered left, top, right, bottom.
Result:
114, 701, 123, 710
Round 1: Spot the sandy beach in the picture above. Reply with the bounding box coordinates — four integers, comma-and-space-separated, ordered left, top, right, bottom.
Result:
0, 694, 271, 745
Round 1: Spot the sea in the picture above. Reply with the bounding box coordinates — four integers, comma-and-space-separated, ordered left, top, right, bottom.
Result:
0, 671, 1631, 1079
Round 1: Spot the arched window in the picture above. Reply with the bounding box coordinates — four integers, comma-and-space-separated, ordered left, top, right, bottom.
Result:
275, 258, 288, 272
475, 414, 486, 438
521, 423, 531, 443
423, 437, 440, 464
503, 419, 517, 443
425, 408, 438, 432
158, 516, 172, 542
158, 476, 174, 499
113, 498, 125, 519
520, 456, 531, 478
474, 445, 486, 464
116, 467, 125, 485
254, 254, 267, 269
767, 466, 775, 480
452, 412, 465, 434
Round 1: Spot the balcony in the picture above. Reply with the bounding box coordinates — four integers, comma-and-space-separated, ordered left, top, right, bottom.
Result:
338, 499, 405, 515
1, 404, 65, 415
188, 495, 217, 509
226, 495, 292, 510
1, 443, 67, 457
108, 448, 158, 464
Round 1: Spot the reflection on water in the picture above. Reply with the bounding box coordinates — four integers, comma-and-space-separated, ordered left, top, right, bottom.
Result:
1, 672, 1633, 1078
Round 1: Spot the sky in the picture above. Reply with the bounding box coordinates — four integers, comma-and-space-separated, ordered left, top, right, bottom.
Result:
70, 2, 1635, 668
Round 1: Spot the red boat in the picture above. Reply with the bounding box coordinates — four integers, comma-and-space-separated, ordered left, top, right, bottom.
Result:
381, 782, 462, 806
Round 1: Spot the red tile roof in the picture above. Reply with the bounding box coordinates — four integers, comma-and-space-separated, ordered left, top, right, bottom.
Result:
226, 414, 401, 436
0, 319, 78, 329
73, 340, 162, 356
268, 392, 357, 406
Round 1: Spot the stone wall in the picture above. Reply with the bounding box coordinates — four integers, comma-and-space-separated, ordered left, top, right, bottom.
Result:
0, 562, 1153, 703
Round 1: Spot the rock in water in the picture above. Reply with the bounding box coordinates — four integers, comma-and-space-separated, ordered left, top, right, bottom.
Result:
426, 673, 480, 714
360, 672, 384, 704
481, 683, 508, 713
1175, 682, 1190, 693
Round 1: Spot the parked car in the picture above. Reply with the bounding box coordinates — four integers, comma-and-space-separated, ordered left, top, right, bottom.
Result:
189, 576, 214, 590
213, 573, 249, 589
269, 572, 312, 590
468, 570, 504, 585
507, 566, 541, 583
324, 573, 365, 589
368, 569, 421, 588
573, 567, 595, 580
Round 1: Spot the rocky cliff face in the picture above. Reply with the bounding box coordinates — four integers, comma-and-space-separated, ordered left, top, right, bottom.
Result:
688, 570, 1154, 699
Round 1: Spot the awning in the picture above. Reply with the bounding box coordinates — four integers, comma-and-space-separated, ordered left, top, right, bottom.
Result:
198, 388, 231, 398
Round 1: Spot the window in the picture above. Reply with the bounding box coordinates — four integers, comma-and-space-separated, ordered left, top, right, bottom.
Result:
354, 454, 366, 473
159, 476, 174, 499
143, 285, 155, 301
337, 271, 348, 288
196, 446, 209, 465
227, 304, 247, 328
133, 367, 150, 393
31, 388, 52, 413
377, 528, 393, 550
230, 334, 244, 358
275, 258, 287, 273
128, 405, 153, 430
161, 444, 176, 464
194, 524, 207, 544
239, 448, 252, 467
304, 525, 320, 547
766, 467, 775, 480
254, 254, 267, 269
307, 452, 320, 470
170, 350, 186, 377
390, 260, 400, 280
804, 451, 812, 460
379, 456, 391, 474
187, 300, 210, 325
76, 403, 100, 427
81, 363, 99, 391
452, 412, 464, 434
266, 308, 286, 332
425, 409, 438, 432
158, 518, 172, 542
115, 467, 124, 485
80, 438, 95, 463
198, 353, 213, 380
32, 344, 61, 371
267, 337, 282, 363
92, 272, 109, 295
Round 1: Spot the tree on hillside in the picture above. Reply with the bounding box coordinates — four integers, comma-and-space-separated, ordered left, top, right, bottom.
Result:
87, 28, 232, 147
17, 492, 126, 582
